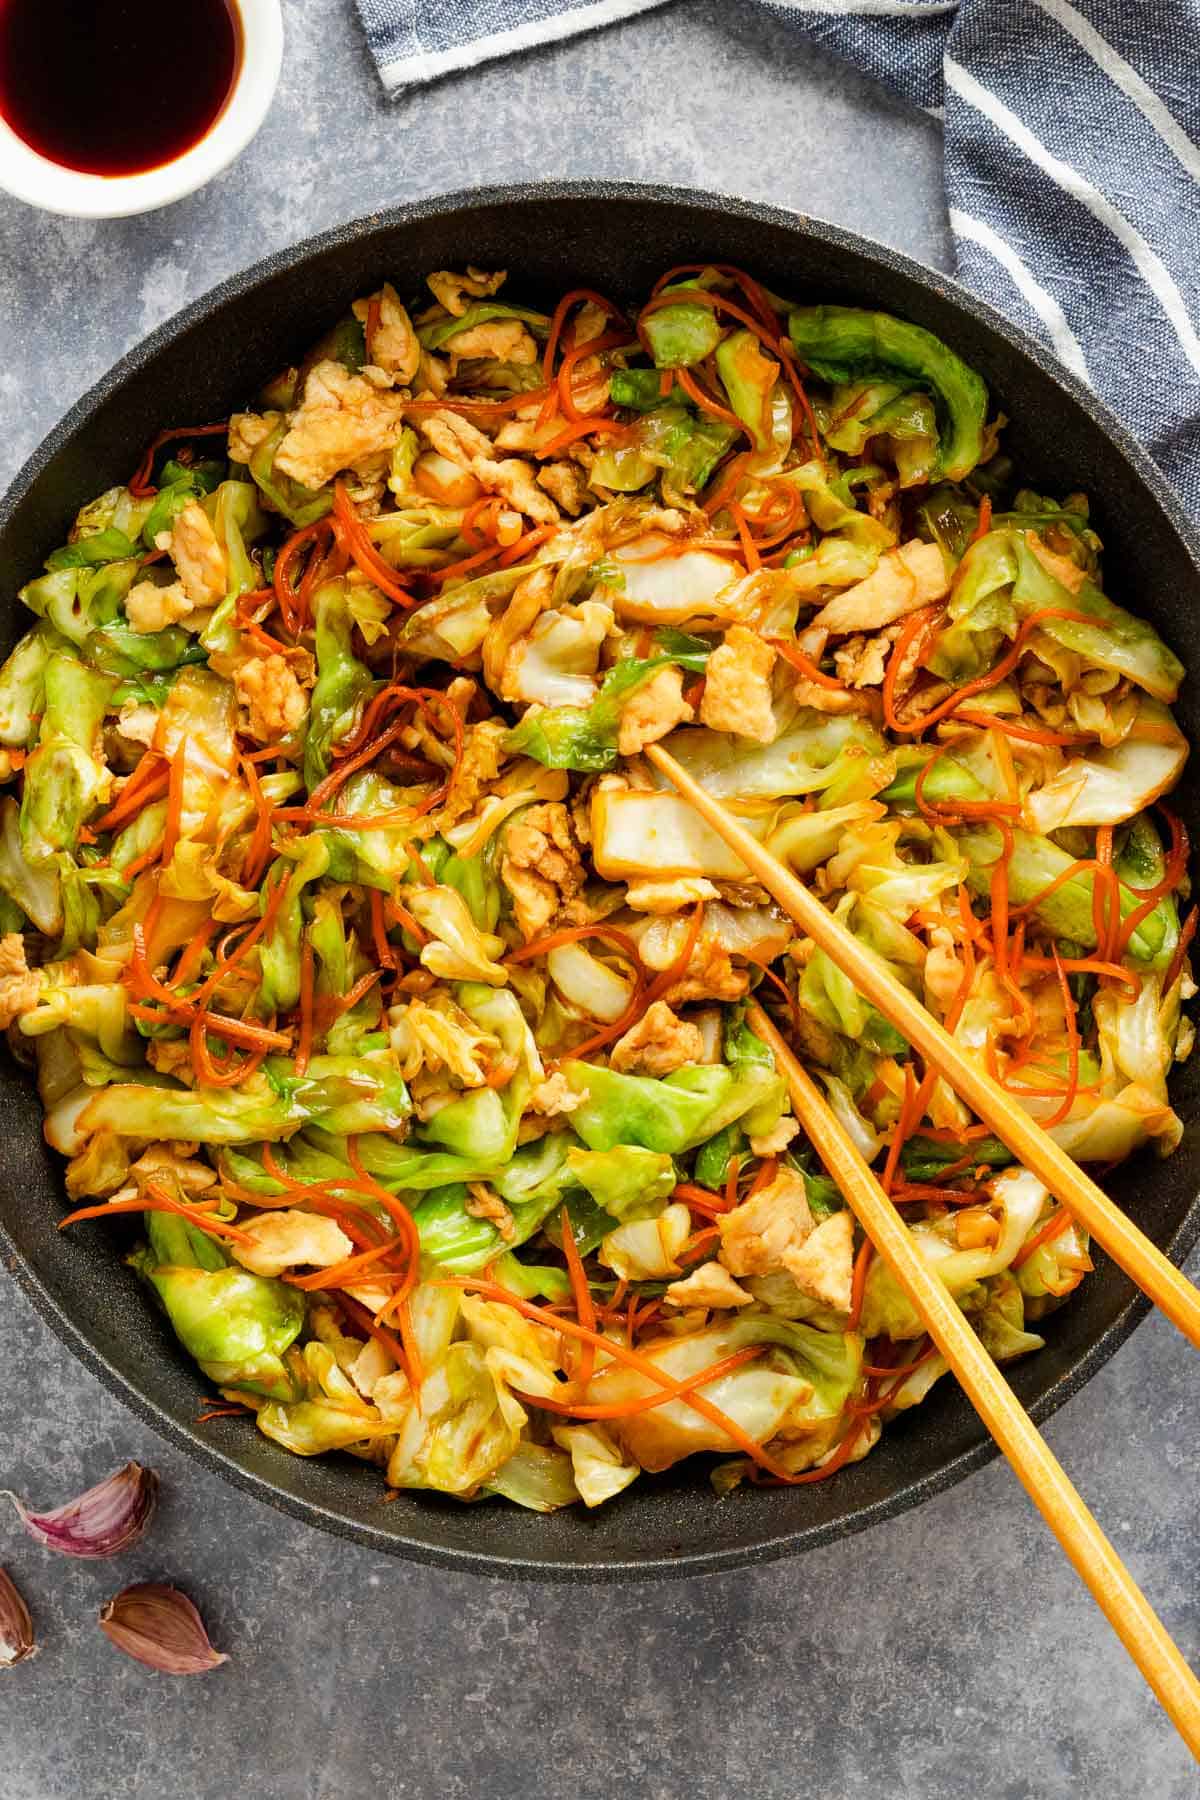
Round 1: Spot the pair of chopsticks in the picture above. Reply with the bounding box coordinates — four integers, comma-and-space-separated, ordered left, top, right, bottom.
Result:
647, 742, 1200, 1758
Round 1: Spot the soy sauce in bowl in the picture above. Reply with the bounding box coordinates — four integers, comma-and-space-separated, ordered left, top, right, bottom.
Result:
0, 0, 242, 177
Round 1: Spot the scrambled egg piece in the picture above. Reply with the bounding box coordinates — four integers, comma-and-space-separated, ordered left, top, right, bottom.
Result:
699, 626, 776, 743
366, 283, 420, 383
417, 408, 561, 526
529, 1071, 584, 1116
500, 801, 585, 941
466, 1182, 516, 1242
232, 1209, 353, 1278
832, 629, 895, 689
718, 1169, 814, 1277
537, 461, 590, 516
617, 666, 694, 756
426, 266, 507, 316
437, 718, 509, 829
227, 410, 281, 464
448, 319, 538, 366
610, 1000, 704, 1076
663, 938, 749, 1004
125, 578, 196, 635
275, 360, 408, 490
156, 500, 226, 609
748, 1115, 800, 1157
624, 876, 719, 914
810, 539, 948, 635
781, 1209, 855, 1312
664, 1262, 754, 1310
235, 654, 308, 743
0, 933, 40, 1029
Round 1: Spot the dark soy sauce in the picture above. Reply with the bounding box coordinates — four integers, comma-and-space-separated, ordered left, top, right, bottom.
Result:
0, 0, 241, 177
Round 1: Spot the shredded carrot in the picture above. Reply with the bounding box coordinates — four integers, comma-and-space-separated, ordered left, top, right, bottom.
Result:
769, 634, 847, 691
969, 494, 993, 543
332, 481, 415, 608
441, 1274, 801, 1480
846, 1236, 874, 1332
1012, 1206, 1075, 1269
128, 421, 228, 497
672, 1182, 733, 1216
559, 1206, 598, 1388
1163, 905, 1198, 996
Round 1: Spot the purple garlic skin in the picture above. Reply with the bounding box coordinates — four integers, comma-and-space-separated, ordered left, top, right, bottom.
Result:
7, 1461, 159, 1558
0, 1567, 36, 1668
99, 1583, 227, 1676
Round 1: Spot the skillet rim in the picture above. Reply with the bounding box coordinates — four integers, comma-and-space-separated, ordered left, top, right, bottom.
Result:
1, 178, 1197, 1581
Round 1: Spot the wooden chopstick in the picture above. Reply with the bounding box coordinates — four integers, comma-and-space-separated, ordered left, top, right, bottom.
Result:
646, 742, 1200, 1351
746, 1002, 1200, 1758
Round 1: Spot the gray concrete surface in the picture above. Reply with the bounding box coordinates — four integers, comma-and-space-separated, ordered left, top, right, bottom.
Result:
0, 2, 1194, 1795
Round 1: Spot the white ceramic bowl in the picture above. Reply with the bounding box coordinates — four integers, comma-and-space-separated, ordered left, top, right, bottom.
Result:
0, 0, 283, 219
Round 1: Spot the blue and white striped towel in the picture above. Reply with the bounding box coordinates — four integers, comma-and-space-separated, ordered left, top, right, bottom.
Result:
354, 0, 1200, 517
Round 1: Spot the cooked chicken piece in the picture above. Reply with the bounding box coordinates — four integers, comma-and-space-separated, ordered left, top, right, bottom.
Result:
448, 319, 538, 366
664, 1262, 754, 1310
232, 1209, 353, 1278
235, 654, 308, 743
749, 1115, 800, 1157
366, 283, 420, 383
155, 500, 226, 610
426, 266, 507, 316
125, 578, 196, 636
500, 801, 585, 941
781, 1209, 854, 1312
810, 539, 948, 636
617, 666, 695, 756
275, 360, 408, 490
624, 876, 719, 914
227, 409, 281, 464
718, 1169, 815, 1277
537, 460, 590, 516
832, 628, 897, 689
610, 1000, 704, 1077
528, 1071, 585, 1116
466, 1182, 516, 1242
699, 626, 776, 743
0, 933, 39, 1028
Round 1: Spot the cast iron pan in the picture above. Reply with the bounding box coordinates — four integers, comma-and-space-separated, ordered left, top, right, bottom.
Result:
1, 183, 1198, 1580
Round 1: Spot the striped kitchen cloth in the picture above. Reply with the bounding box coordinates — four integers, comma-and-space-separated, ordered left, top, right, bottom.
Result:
354, 0, 1200, 516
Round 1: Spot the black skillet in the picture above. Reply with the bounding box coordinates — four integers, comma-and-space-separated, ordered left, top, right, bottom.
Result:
1, 183, 1197, 1580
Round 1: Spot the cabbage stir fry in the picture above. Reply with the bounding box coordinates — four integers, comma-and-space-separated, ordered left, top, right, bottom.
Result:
3, 262, 1192, 1510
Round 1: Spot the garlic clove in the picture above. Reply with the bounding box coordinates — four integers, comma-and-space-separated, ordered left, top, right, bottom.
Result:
99, 1583, 227, 1675
0, 1567, 36, 1668
5, 1462, 158, 1558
